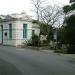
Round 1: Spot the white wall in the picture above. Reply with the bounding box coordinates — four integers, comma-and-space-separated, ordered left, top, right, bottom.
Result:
15, 21, 32, 45
32, 28, 40, 36
0, 21, 17, 45
0, 20, 40, 46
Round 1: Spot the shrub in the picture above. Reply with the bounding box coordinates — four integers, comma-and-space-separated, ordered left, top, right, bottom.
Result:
67, 45, 75, 54
32, 34, 40, 46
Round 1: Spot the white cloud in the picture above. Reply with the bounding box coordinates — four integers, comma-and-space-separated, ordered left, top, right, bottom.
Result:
0, 0, 69, 15
0, 0, 31, 14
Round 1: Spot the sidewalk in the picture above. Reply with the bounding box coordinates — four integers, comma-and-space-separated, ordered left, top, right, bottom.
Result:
40, 50, 54, 54
40, 50, 75, 59
60, 54, 75, 59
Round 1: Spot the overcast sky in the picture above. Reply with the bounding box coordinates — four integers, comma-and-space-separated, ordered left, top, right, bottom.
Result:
0, 0, 69, 16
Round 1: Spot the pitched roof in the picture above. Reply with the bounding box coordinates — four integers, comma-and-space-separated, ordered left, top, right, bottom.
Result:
0, 13, 32, 22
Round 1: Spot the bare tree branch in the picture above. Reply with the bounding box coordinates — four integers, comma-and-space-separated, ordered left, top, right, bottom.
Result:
31, 0, 45, 21
40, 5, 64, 27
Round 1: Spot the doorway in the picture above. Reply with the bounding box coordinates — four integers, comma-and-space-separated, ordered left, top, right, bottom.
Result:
1, 25, 3, 44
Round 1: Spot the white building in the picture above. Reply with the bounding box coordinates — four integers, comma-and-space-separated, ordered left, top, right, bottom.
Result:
0, 13, 40, 46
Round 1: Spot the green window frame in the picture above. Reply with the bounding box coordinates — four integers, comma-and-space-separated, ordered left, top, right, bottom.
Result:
9, 24, 12, 40
23, 24, 27, 38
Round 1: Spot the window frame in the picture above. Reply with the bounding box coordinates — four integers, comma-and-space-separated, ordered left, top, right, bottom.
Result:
9, 24, 12, 40
23, 24, 27, 38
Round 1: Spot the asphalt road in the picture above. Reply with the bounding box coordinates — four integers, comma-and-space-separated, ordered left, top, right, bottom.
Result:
0, 46, 75, 75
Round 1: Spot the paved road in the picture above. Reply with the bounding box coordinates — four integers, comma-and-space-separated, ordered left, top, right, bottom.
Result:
0, 46, 75, 75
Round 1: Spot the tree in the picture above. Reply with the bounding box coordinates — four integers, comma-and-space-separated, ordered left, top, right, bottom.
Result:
40, 5, 63, 27
31, 2, 64, 44
40, 5, 64, 42
63, 3, 75, 14
32, 34, 40, 46
71, 3, 75, 10
32, 20, 54, 42
31, 0, 45, 21
60, 15, 75, 53
0, 18, 2, 22
70, 0, 75, 3
62, 2, 75, 45
40, 23, 49, 35
40, 23, 54, 42
63, 5, 71, 14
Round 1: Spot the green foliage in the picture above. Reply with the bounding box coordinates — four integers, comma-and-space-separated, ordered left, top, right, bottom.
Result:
32, 20, 54, 45
71, 3, 75, 10
67, 44, 75, 54
63, 5, 71, 14
41, 40, 49, 47
70, 0, 75, 3
40, 23, 49, 35
62, 2, 75, 53
32, 20, 39, 24
40, 23, 54, 43
63, 3, 75, 14
32, 20, 54, 44
64, 15, 75, 44
32, 34, 40, 46
65, 15, 75, 27
58, 27, 68, 44
59, 15, 75, 53
59, 15, 75, 44
46, 27, 54, 43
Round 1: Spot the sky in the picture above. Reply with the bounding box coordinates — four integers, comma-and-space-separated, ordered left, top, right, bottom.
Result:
0, 0, 69, 16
